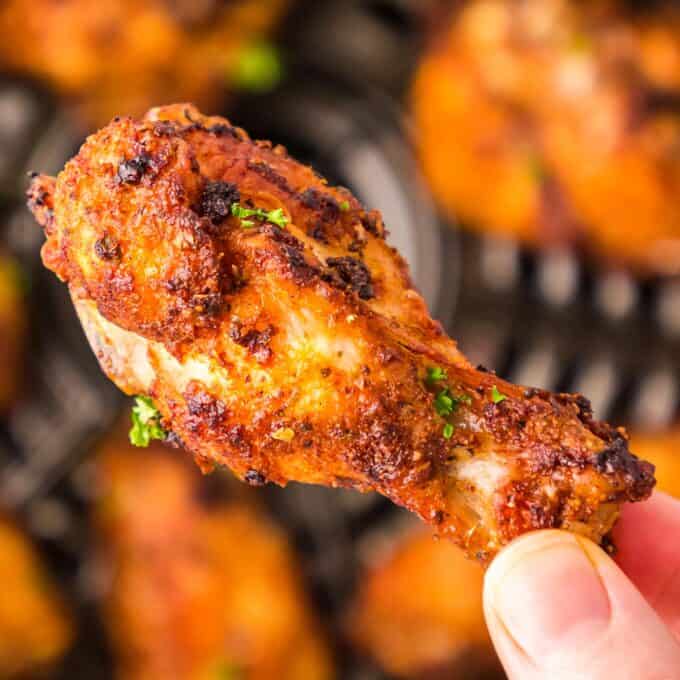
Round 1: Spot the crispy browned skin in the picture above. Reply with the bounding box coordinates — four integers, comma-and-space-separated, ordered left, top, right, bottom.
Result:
0, 517, 72, 678
413, 0, 680, 274
28, 103, 655, 563
348, 527, 503, 679
0, 252, 24, 411
96, 429, 334, 680
0, 0, 287, 127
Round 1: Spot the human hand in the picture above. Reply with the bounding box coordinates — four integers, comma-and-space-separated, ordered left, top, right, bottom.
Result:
483, 492, 680, 679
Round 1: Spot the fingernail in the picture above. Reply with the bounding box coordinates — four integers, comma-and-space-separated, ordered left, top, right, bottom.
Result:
485, 531, 611, 664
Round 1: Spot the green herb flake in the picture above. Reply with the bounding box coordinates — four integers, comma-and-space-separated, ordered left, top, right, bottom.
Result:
442, 423, 454, 439
434, 389, 454, 417
491, 385, 507, 404
339, 200, 350, 212
129, 396, 167, 447
425, 366, 448, 386
231, 203, 288, 228
232, 42, 283, 93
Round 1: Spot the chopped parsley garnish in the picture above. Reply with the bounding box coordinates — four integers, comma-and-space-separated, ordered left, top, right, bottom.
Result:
491, 385, 508, 404
434, 389, 455, 417
129, 396, 167, 447
231, 203, 288, 229
339, 200, 350, 211
423, 369, 471, 439
426, 366, 448, 386
232, 42, 283, 93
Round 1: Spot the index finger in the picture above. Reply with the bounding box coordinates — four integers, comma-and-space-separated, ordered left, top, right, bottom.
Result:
613, 491, 680, 640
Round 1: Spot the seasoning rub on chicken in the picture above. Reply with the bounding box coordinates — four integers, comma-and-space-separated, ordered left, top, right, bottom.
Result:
28, 104, 655, 563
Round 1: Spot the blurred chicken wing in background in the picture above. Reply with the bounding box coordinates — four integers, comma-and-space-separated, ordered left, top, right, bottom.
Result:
413, 0, 680, 274
94, 426, 334, 680
0, 517, 72, 678
0, 0, 288, 128
348, 527, 504, 679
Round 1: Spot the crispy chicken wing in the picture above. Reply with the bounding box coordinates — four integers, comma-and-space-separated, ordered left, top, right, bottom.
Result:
413, 0, 680, 274
348, 527, 503, 679
0, 0, 287, 127
95, 427, 334, 680
28, 104, 655, 563
0, 251, 24, 411
0, 517, 72, 678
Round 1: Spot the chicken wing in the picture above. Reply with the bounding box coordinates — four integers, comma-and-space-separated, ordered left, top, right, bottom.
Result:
0, 0, 287, 127
0, 251, 24, 411
95, 427, 333, 680
0, 517, 72, 677
413, 0, 680, 274
348, 527, 503, 679
28, 103, 655, 563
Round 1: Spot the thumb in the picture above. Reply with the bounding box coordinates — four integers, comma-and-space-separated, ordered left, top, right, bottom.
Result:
483, 530, 680, 680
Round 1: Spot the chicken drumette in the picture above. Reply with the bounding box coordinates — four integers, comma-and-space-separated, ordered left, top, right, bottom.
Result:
28, 104, 655, 563
413, 0, 680, 274
0, 517, 72, 678
0, 0, 287, 127
95, 428, 333, 680
348, 527, 503, 679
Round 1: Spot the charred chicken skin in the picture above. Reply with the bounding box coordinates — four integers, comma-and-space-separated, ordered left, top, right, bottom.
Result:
95, 430, 333, 680
28, 104, 655, 563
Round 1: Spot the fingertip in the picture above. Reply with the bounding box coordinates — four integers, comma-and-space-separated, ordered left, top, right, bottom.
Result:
484, 530, 611, 666
484, 528, 680, 679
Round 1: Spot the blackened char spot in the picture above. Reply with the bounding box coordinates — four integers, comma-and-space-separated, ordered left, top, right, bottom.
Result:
244, 469, 266, 486
117, 153, 151, 184
165, 431, 185, 449
247, 161, 294, 194
593, 436, 656, 500
284, 245, 317, 285
326, 256, 374, 299
153, 121, 178, 136
261, 223, 302, 248
299, 188, 340, 222
229, 322, 276, 363
208, 123, 238, 138
307, 221, 329, 244
94, 234, 121, 260
199, 180, 240, 223
191, 291, 223, 316
360, 210, 385, 238
185, 388, 228, 431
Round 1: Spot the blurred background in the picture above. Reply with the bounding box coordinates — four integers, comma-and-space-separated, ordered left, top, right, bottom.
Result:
0, 0, 679, 678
